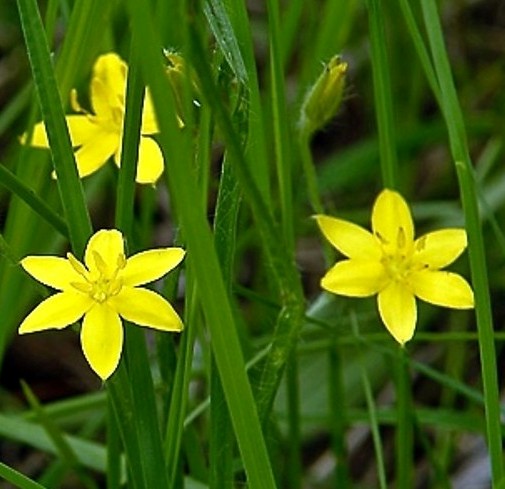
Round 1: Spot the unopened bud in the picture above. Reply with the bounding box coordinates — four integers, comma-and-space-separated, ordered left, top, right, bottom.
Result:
300, 55, 347, 137
164, 50, 199, 125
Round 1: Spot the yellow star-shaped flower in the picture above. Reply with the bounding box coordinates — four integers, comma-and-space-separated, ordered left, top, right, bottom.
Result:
26, 52, 164, 184
19, 229, 185, 380
316, 189, 474, 344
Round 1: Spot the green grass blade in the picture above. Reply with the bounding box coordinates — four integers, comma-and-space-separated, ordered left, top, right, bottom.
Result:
113, 43, 171, 489
209, 154, 242, 489
0, 462, 48, 489
54, 0, 112, 98
164, 285, 198, 488
125, 2, 277, 486
351, 316, 387, 489
0, 413, 110, 474
203, 0, 248, 84
420, 1, 504, 484
266, 0, 294, 243
21, 381, 79, 469
365, 0, 398, 189
107, 367, 145, 489
187, 18, 305, 424
0, 163, 68, 238
216, 0, 271, 202
16, 0, 92, 254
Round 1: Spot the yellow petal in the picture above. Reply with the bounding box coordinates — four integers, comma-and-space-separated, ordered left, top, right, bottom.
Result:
414, 229, 467, 269
122, 248, 185, 286
22, 121, 49, 147
66, 115, 101, 147
372, 189, 414, 250
84, 229, 125, 276
91, 54, 127, 117
321, 259, 388, 297
22, 117, 101, 150
315, 215, 381, 259
135, 137, 164, 184
110, 287, 183, 331
21, 256, 83, 290
141, 89, 159, 135
377, 282, 417, 344
90, 78, 116, 120
81, 303, 123, 380
74, 131, 118, 178
411, 270, 474, 309
19, 292, 92, 333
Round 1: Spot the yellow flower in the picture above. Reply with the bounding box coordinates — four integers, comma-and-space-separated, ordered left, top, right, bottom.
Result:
19, 229, 185, 380
316, 189, 474, 344
25, 53, 164, 184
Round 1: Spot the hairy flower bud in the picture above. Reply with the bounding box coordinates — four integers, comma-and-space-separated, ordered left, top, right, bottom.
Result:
300, 55, 347, 137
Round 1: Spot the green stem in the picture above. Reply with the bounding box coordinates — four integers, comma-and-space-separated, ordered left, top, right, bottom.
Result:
299, 132, 325, 215
285, 352, 301, 489
395, 348, 413, 488
328, 337, 348, 488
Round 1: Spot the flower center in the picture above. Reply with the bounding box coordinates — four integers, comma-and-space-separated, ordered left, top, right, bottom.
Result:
377, 227, 415, 284
68, 251, 126, 303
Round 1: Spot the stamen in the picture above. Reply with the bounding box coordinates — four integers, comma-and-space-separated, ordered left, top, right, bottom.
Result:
67, 253, 89, 277
117, 253, 127, 270
397, 227, 406, 249
416, 235, 427, 251
109, 280, 122, 296
70, 281, 93, 294
375, 231, 388, 245
92, 251, 108, 275
70, 89, 87, 114
69, 250, 123, 302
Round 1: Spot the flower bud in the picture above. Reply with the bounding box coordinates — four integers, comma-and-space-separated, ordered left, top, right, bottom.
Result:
164, 50, 200, 125
300, 55, 347, 137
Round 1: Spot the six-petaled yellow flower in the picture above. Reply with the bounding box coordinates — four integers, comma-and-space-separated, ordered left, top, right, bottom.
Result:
19, 229, 185, 380
25, 52, 164, 184
316, 189, 474, 344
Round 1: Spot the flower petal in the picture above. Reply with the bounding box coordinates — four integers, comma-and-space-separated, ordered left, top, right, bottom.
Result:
135, 136, 164, 184
141, 89, 159, 135
74, 131, 118, 178
321, 259, 388, 297
372, 189, 414, 250
411, 270, 474, 309
122, 248, 185, 286
22, 122, 49, 147
414, 229, 467, 269
66, 115, 102, 147
81, 303, 123, 380
315, 215, 381, 259
110, 287, 183, 331
19, 292, 91, 333
84, 229, 125, 276
21, 256, 83, 290
377, 282, 417, 344
90, 54, 127, 117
